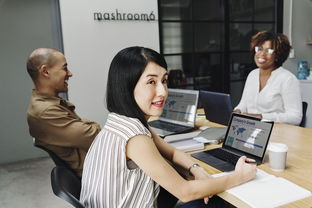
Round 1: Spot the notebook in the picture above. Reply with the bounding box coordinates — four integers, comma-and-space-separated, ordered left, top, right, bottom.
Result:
200, 90, 233, 125
148, 88, 199, 137
212, 169, 312, 208
193, 127, 227, 144
164, 132, 204, 152
192, 113, 274, 172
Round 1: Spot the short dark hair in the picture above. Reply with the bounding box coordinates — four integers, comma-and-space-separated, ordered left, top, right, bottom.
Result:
106, 46, 167, 128
250, 31, 291, 67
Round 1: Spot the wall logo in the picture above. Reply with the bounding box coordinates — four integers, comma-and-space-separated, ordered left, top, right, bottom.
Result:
94, 9, 157, 22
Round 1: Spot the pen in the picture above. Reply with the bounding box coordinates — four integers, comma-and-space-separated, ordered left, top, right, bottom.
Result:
245, 161, 257, 164
245, 158, 257, 164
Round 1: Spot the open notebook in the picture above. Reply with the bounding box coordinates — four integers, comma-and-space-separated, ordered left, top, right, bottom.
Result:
213, 169, 312, 208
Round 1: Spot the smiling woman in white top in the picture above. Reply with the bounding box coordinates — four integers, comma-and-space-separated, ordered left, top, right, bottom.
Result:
234, 31, 302, 125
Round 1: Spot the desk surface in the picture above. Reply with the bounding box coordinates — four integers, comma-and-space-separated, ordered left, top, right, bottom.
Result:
194, 112, 312, 208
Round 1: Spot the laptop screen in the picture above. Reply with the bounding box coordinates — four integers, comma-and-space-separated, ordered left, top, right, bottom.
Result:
159, 88, 199, 127
223, 113, 274, 158
200, 90, 233, 125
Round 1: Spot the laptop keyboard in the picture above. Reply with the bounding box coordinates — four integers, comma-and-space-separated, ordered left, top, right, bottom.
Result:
206, 148, 240, 165
150, 120, 190, 132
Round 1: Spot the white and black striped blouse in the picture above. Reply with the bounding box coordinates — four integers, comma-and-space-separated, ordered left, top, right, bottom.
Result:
80, 113, 160, 208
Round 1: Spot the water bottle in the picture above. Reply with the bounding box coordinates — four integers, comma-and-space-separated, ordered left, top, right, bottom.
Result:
297, 61, 309, 80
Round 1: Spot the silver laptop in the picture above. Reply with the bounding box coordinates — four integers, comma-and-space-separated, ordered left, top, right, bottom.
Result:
192, 113, 274, 172
148, 88, 199, 137
200, 90, 233, 125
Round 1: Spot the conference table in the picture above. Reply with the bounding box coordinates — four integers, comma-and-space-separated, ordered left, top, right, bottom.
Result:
192, 110, 312, 208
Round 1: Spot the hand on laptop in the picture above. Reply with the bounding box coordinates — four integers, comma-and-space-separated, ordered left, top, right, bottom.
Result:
233, 109, 263, 119
244, 113, 262, 119
235, 156, 257, 183
233, 109, 241, 113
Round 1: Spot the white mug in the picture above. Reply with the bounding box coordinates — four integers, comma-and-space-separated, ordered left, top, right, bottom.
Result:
267, 142, 288, 171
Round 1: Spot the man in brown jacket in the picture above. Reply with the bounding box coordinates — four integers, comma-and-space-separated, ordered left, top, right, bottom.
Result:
26, 48, 101, 177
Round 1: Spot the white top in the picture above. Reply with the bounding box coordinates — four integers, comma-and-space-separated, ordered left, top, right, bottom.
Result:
80, 113, 159, 208
235, 67, 302, 125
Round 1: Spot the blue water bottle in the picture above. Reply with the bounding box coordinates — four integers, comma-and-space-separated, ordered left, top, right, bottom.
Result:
297, 61, 309, 80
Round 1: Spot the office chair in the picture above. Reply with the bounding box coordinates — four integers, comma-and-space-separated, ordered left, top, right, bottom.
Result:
168, 69, 186, 88
34, 144, 80, 179
51, 166, 85, 208
35, 144, 69, 167
299, 101, 308, 127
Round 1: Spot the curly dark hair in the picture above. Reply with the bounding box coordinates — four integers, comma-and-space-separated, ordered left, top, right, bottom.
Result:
250, 31, 292, 68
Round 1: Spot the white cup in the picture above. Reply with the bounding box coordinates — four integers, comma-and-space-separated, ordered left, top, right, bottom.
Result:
267, 142, 288, 171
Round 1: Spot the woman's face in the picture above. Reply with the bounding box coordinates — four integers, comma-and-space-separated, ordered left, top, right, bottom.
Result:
254, 40, 276, 71
134, 62, 168, 119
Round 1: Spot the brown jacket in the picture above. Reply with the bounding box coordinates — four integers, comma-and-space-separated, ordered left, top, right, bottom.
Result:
27, 89, 101, 176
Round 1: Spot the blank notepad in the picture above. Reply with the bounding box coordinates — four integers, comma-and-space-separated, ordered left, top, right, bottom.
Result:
213, 169, 312, 208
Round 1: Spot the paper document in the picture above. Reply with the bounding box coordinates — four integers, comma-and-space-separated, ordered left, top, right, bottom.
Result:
168, 139, 204, 152
164, 132, 203, 152
193, 127, 226, 144
164, 131, 200, 142
213, 169, 312, 208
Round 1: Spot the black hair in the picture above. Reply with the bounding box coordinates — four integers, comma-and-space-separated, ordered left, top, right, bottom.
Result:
106, 46, 167, 128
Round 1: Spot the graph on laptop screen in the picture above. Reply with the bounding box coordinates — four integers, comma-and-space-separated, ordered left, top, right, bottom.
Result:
160, 90, 198, 126
225, 114, 273, 157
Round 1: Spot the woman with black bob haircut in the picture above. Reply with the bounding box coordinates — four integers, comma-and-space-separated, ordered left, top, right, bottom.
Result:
234, 31, 302, 125
106, 46, 167, 128
80, 46, 256, 208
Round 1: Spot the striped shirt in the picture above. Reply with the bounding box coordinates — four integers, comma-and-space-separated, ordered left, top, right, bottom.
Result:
80, 113, 160, 208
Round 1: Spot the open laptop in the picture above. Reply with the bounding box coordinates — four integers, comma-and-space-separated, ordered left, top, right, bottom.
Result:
192, 113, 274, 172
200, 90, 233, 125
148, 88, 199, 137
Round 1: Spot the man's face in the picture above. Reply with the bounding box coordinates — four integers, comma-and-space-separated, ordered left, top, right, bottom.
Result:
47, 52, 72, 95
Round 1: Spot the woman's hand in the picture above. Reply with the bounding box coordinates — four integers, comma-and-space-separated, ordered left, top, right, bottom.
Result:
192, 167, 213, 204
234, 156, 257, 183
244, 113, 262, 119
233, 110, 262, 119
233, 109, 242, 113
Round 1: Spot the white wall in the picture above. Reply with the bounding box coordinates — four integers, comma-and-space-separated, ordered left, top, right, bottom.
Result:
2, 0, 310, 164
59, 0, 159, 125
283, 0, 312, 74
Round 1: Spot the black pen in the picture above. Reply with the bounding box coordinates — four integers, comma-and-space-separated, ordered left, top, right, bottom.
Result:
245, 161, 257, 164
245, 159, 257, 164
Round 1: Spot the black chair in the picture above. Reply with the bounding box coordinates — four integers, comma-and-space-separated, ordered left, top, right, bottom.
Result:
34, 144, 80, 179
35, 144, 69, 167
168, 69, 186, 88
51, 166, 85, 208
299, 101, 308, 127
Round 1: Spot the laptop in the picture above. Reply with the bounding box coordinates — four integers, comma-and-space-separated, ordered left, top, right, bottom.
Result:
192, 113, 274, 172
148, 88, 199, 137
200, 90, 233, 126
